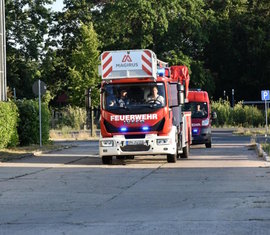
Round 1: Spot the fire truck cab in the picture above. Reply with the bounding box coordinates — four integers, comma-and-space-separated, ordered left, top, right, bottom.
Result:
99, 49, 191, 164
187, 90, 214, 148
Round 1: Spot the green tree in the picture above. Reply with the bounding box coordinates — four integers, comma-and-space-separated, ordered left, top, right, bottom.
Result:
68, 23, 100, 107
6, 0, 53, 99
161, 0, 215, 95
205, 0, 270, 100
93, 0, 180, 50
44, 0, 94, 104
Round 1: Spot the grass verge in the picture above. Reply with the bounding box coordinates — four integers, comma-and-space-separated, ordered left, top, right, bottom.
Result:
262, 143, 270, 155
233, 127, 267, 136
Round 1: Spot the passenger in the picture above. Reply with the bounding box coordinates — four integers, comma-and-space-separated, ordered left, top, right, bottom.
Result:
118, 90, 129, 107
147, 86, 164, 105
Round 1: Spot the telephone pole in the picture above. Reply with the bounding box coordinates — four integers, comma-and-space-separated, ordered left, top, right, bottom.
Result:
0, 0, 6, 101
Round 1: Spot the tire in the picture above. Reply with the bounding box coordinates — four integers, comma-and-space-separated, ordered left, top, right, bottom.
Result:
116, 155, 134, 160
180, 144, 189, 159
177, 143, 181, 159
116, 156, 125, 160
126, 155, 135, 159
205, 142, 212, 148
167, 153, 177, 163
102, 156, 113, 164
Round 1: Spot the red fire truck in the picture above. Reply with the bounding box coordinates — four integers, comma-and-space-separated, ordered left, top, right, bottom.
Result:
186, 90, 215, 148
99, 49, 192, 164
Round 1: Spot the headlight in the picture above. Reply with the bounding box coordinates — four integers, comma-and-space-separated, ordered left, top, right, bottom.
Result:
202, 118, 209, 126
157, 138, 171, 145
100, 140, 115, 147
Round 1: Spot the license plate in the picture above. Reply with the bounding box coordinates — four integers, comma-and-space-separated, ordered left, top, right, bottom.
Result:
126, 140, 144, 145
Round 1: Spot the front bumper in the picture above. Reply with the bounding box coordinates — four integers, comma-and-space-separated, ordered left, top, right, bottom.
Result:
192, 127, 211, 145
99, 129, 177, 157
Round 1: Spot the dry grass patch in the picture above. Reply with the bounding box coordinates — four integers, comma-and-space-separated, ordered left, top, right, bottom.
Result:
50, 129, 99, 141
0, 144, 63, 162
234, 127, 266, 136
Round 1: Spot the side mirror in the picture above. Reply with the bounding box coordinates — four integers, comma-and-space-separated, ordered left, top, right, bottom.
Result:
211, 111, 217, 120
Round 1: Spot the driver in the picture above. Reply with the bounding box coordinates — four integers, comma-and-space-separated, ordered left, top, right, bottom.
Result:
195, 104, 207, 117
147, 86, 164, 105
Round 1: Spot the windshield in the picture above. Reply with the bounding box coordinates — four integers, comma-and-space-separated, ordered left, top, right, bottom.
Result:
184, 102, 208, 119
103, 83, 166, 114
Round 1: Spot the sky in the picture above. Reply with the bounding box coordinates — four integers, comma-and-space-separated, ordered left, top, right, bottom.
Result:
51, 0, 64, 12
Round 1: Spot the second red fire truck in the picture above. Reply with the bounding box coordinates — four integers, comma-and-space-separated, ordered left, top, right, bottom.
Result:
187, 90, 216, 148
99, 49, 192, 164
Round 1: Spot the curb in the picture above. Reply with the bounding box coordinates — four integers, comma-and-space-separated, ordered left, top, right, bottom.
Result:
33, 145, 73, 156
255, 143, 270, 162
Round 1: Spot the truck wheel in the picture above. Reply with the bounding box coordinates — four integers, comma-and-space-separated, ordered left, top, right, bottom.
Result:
205, 142, 212, 148
126, 155, 135, 159
180, 144, 189, 159
177, 139, 181, 159
102, 156, 113, 164
116, 156, 125, 160
167, 153, 177, 163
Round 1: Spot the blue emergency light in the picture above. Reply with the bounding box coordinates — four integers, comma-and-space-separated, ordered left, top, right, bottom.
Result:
142, 126, 149, 131
120, 127, 127, 132
157, 68, 165, 76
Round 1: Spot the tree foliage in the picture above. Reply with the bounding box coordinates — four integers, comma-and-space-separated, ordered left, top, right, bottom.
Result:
5, 0, 270, 104
6, 0, 53, 98
68, 23, 100, 107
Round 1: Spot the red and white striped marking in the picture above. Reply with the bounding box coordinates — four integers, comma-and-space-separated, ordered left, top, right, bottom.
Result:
141, 50, 152, 76
102, 50, 153, 79
102, 52, 112, 78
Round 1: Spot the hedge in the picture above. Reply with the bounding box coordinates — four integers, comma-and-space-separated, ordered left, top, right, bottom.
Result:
0, 101, 19, 148
16, 99, 50, 146
211, 99, 264, 127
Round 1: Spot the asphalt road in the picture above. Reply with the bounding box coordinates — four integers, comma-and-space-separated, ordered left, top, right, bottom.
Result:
0, 129, 270, 235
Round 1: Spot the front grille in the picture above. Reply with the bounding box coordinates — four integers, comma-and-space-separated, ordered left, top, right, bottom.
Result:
125, 134, 145, 139
120, 145, 151, 152
104, 118, 165, 133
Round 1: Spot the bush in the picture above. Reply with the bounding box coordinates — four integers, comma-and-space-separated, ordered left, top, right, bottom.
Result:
231, 103, 264, 127
16, 99, 50, 146
211, 99, 232, 126
244, 105, 264, 127
0, 101, 19, 148
211, 99, 264, 127
212, 99, 264, 127
54, 105, 87, 130
232, 102, 246, 126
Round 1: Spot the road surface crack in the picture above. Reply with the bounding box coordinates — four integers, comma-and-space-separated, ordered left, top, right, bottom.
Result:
0, 168, 50, 182
98, 162, 167, 206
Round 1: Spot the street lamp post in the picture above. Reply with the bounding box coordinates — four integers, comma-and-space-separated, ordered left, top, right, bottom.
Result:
0, 0, 6, 101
